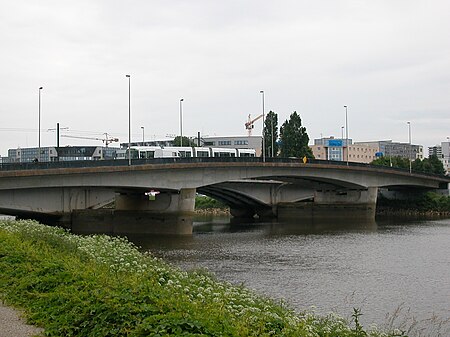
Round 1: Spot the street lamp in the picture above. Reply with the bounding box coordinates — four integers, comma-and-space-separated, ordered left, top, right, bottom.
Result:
141, 126, 145, 144
260, 90, 265, 162
407, 121, 411, 173
126, 75, 131, 166
38, 87, 43, 162
341, 126, 344, 161
179, 98, 184, 147
344, 105, 349, 166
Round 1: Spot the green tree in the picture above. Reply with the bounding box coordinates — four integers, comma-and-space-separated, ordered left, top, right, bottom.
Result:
412, 155, 445, 175
372, 154, 446, 175
371, 156, 410, 169
263, 111, 279, 157
172, 136, 196, 147
428, 154, 446, 175
279, 111, 313, 158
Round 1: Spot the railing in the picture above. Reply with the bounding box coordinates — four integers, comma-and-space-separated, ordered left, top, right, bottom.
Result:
0, 157, 448, 180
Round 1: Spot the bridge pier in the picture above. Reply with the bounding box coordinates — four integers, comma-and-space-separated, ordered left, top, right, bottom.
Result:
69, 210, 193, 235
115, 188, 196, 214
67, 188, 197, 234
207, 182, 378, 220
0, 187, 197, 235
277, 187, 378, 220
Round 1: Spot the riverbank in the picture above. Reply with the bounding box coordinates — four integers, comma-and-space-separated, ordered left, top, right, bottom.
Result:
0, 219, 404, 337
376, 207, 450, 217
195, 208, 230, 215
195, 207, 450, 218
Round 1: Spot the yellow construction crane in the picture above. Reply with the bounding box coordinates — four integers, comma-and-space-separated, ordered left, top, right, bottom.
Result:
61, 133, 119, 147
244, 114, 263, 136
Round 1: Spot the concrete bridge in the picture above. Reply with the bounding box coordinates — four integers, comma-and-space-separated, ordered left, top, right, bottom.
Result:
0, 158, 448, 233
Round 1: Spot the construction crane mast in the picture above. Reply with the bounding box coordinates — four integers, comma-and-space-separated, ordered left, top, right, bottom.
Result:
61, 133, 119, 147
244, 114, 263, 136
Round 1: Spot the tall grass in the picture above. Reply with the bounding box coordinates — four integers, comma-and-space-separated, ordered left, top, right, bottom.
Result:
0, 219, 405, 336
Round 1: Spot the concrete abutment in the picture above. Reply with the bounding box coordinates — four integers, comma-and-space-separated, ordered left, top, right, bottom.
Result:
277, 187, 378, 220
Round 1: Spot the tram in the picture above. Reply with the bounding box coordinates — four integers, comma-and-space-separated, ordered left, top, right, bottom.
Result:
115, 146, 256, 159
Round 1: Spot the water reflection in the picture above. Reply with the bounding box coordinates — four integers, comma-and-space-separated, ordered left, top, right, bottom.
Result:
126, 216, 378, 249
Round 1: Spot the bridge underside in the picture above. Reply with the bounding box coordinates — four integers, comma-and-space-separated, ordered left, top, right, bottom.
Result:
198, 179, 379, 220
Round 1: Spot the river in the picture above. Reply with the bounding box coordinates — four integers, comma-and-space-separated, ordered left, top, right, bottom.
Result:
126, 216, 450, 335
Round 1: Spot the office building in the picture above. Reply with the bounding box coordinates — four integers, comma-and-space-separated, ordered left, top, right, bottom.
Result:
310, 136, 379, 164
355, 140, 423, 160
6, 146, 118, 163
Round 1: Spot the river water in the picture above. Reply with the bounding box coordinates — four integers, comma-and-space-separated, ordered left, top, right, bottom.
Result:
127, 216, 450, 335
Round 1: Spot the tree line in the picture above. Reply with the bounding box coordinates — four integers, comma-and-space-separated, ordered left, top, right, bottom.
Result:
371, 155, 446, 175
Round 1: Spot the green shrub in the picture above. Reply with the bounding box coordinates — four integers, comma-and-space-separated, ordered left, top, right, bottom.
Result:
195, 195, 228, 210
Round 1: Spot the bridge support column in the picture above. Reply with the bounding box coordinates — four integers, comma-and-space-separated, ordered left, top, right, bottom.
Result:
277, 187, 378, 220
69, 188, 197, 235
115, 188, 196, 214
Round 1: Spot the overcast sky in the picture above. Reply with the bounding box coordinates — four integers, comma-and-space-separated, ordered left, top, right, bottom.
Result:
1, 0, 449, 156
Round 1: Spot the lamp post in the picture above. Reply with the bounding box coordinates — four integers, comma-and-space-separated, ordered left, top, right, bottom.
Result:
141, 126, 145, 144
344, 105, 349, 166
269, 98, 274, 157
341, 126, 344, 161
126, 75, 131, 166
38, 87, 43, 162
260, 90, 265, 162
407, 121, 411, 173
179, 98, 184, 147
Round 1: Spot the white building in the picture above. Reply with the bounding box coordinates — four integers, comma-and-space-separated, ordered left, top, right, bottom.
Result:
202, 136, 262, 156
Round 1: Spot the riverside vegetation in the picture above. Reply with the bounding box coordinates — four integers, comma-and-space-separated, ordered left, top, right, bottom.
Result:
0, 219, 408, 337
376, 192, 450, 216
195, 195, 230, 215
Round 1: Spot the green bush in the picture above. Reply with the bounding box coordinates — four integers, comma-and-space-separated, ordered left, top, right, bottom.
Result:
195, 195, 228, 210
